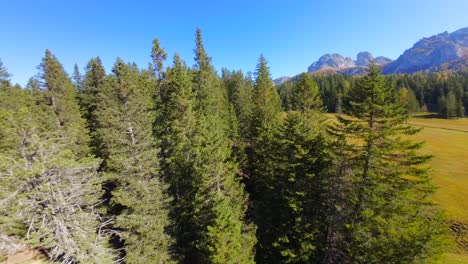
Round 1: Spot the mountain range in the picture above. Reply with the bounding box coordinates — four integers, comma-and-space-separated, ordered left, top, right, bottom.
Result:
274, 26, 468, 84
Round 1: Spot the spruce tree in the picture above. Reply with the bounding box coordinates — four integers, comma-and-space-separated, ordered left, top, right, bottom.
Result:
95, 58, 174, 263
290, 73, 322, 112
0, 52, 115, 263
263, 112, 330, 263
184, 28, 256, 263
79, 57, 106, 159
250, 55, 282, 140
155, 54, 198, 261
0, 59, 11, 84
151, 38, 167, 81
25, 77, 40, 92
248, 55, 283, 263
440, 91, 458, 118
73, 63, 84, 92
328, 64, 449, 263
221, 69, 254, 163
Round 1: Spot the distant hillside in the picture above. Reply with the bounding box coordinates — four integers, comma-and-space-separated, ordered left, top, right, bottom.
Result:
273, 76, 290, 85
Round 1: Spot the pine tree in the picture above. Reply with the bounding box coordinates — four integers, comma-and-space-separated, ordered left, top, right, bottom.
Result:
248, 55, 284, 263
182, 28, 256, 263
290, 73, 323, 112
265, 112, 330, 263
398, 87, 420, 114
25, 77, 40, 92
151, 38, 167, 81
328, 64, 449, 263
0, 59, 11, 84
0, 51, 115, 263
250, 55, 282, 140
73, 63, 84, 93
221, 69, 254, 163
440, 91, 458, 118
81, 57, 105, 132
155, 54, 197, 261
95, 58, 174, 263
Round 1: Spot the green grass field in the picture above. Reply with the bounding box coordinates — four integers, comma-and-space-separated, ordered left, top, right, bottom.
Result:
409, 116, 468, 222
409, 114, 468, 263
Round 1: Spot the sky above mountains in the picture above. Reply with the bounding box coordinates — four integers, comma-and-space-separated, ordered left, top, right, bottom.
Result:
2, 0, 468, 86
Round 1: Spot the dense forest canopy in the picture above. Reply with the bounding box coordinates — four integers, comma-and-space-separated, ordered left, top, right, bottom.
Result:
0, 29, 457, 263
278, 71, 468, 118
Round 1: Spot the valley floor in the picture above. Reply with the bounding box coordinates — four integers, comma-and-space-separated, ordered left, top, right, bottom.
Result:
408, 114, 468, 263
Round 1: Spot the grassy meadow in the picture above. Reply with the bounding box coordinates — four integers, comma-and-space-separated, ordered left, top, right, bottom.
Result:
407, 114, 468, 263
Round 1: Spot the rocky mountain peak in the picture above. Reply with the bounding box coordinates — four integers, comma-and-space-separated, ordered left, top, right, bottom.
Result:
356, 51, 374, 66
383, 26, 468, 74
307, 52, 392, 75
307, 54, 356, 72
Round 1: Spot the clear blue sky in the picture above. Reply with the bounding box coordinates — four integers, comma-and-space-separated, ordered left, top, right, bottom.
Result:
2, 0, 468, 86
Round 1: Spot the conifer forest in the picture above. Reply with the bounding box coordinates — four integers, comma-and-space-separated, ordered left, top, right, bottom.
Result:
1, 28, 465, 263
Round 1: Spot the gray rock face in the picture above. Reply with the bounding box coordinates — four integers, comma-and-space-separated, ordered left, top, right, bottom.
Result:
307, 52, 392, 75
374, 56, 392, 66
356, 51, 374, 66
273, 76, 290, 85
307, 54, 356, 72
300, 26, 468, 77
383, 27, 468, 74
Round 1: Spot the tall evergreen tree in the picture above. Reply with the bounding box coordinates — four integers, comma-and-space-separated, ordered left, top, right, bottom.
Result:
73, 63, 84, 92
439, 91, 458, 118
25, 77, 40, 91
0, 52, 115, 263
181, 28, 256, 263
81, 57, 105, 132
0, 59, 11, 84
155, 54, 198, 262
290, 73, 323, 112
398, 87, 420, 114
248, 55, 283, 263
221, 69, 254, 163
264, 112, 331, 263
328, 64, 449, 263
250, 55, 282, 140
151, 38, 167, 81
95, 58, 174, 263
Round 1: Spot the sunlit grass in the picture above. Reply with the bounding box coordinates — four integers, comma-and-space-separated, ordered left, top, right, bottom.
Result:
437, 253, 468, 264
327, 112, 468, 262
408, 115, 468, 223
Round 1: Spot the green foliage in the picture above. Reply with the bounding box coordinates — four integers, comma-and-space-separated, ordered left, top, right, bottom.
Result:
151, 38, 167, 80
250, 55, 282, 138
0, 32, 454, 264
328, 64, 450, 263
248, 55, 285, 263
190, 29, 255, 263
0, 59, 11, 84
260, 112, 330, 263
155, 54, 198, 261
279, 71, 468, 118
79, 57, 106, 159
95, 58, 174, 263
0, 54, 115, 263
290, 73, 323, 112
399, 87, 420, 114
73, 63, 84, 92
221, 69, 254, 162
